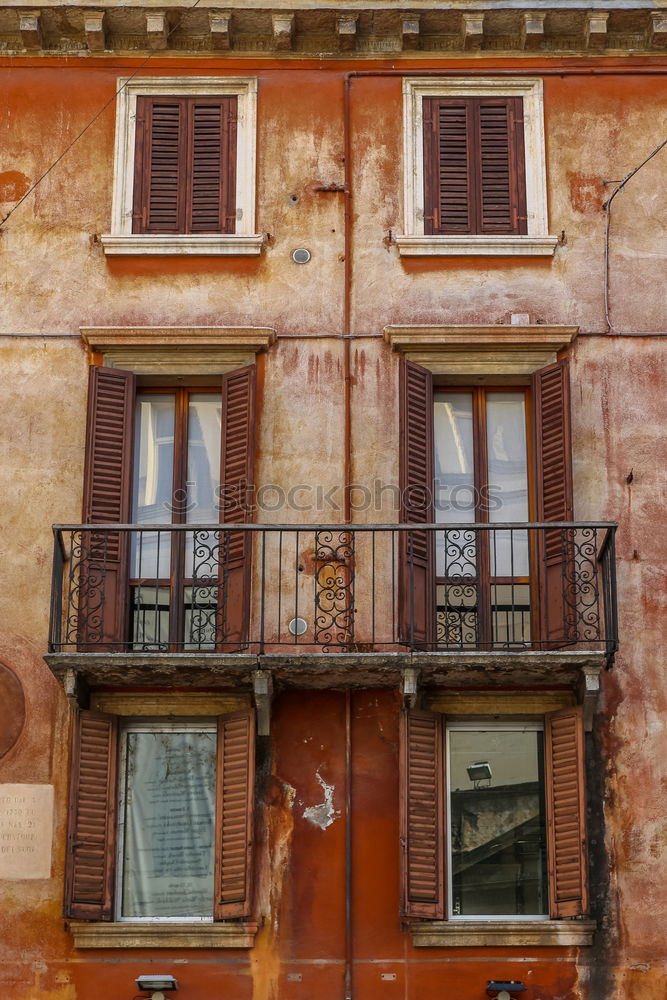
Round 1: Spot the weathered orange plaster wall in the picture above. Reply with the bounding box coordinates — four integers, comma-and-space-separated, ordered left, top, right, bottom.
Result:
0, 340, 85, 997
572, 338, 667, 991
0, 51, 665, 1000
2, 61, 665, 338
349, 72, 667, 335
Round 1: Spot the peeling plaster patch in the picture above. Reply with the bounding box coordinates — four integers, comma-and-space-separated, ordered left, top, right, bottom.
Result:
303, 770, 338, 830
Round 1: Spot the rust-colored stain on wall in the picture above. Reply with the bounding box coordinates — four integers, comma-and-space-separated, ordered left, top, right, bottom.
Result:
0, 170, 30, 202
0, 663, 25, 758
567, 171, 607, 215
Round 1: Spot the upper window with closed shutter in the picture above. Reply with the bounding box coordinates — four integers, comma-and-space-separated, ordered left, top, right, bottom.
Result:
133, 96, 237, 236
422, 96, 526, 237
398, 77, 557, 257
102, 77, 262, 256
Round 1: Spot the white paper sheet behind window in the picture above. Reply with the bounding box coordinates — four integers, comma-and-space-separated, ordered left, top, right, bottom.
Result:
120, 726, 216, 919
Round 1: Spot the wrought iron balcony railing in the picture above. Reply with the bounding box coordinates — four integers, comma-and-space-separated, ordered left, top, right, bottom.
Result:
49, 522, 618, 658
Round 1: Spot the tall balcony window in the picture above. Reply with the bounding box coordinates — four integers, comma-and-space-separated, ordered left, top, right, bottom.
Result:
131, 389, 222, 650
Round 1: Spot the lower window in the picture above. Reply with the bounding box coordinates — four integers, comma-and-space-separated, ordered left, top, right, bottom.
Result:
118, 720, 217, 920
400, 706, 588, 922
65, 708, 255, 923
448, 722, 547, 918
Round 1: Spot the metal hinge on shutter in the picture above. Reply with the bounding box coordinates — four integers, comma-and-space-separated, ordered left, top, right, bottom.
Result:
508, 107, 524, 131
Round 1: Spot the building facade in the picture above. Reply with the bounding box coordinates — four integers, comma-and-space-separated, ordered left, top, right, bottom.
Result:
0, 3, 666, 999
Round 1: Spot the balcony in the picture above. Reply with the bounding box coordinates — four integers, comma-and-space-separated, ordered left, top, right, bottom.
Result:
46, 522, 617, 691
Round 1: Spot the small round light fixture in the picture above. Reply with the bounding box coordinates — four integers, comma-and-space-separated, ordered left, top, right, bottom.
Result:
288, 617, 308, 636
291, 248, 311, 264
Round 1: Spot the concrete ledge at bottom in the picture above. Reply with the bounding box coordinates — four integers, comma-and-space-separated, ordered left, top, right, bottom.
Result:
409, 919, 596, 947
68, 920, 257, 949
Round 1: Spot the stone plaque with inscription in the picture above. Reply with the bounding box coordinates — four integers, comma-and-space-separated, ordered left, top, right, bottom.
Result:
0, 784, 54, 879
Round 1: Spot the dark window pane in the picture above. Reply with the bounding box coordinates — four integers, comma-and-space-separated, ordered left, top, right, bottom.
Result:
449, 728, 547, 917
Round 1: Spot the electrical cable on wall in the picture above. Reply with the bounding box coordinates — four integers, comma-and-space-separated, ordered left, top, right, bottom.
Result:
603, 136, 667, 335
0, 0, 206, 231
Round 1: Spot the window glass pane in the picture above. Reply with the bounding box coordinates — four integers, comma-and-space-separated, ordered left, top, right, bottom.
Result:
486, 393, 528, 521
120, 726, 216, 919
434, 394, 476, 577
184, 584, 218, 650
437, 582, 478, 648
131, 585, 170, 651
185, 395, 222, 579
132, 396, 175, 578
486, 393, 529, 576
187, 394, 222, 524
492, 583, 531, 647
434, 393, 475, 522
449, 728, 547, 917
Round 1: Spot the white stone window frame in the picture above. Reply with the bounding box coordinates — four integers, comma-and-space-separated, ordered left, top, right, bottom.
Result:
101, 77, 263, 257
397, 77, 558, 258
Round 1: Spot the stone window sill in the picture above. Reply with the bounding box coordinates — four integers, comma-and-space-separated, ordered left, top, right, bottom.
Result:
395, 235, 558, 257
408, 919, 596, 948
68, 920, 258, 949
100, 234, 265, 257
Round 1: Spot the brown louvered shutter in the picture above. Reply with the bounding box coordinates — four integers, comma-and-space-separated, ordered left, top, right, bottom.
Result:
478, 97, 526, 235
65, 710, 118, 920
81, 366, 134, 650
219, 365, 256, 649
400, 709, 445, 919
188, 98, 237, 234
133, 96, 237, 235
423, 97, 526, 236
133, 96, 186, 234
214, 710, 256, 919
423, 98, 473, 234
544, 706, 588, 918
399, 358, 435, 648
532, 359, 574, 644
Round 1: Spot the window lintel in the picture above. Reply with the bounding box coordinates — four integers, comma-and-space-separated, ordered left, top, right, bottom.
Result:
81, 326, 275, 375
385, 324, 577, 376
